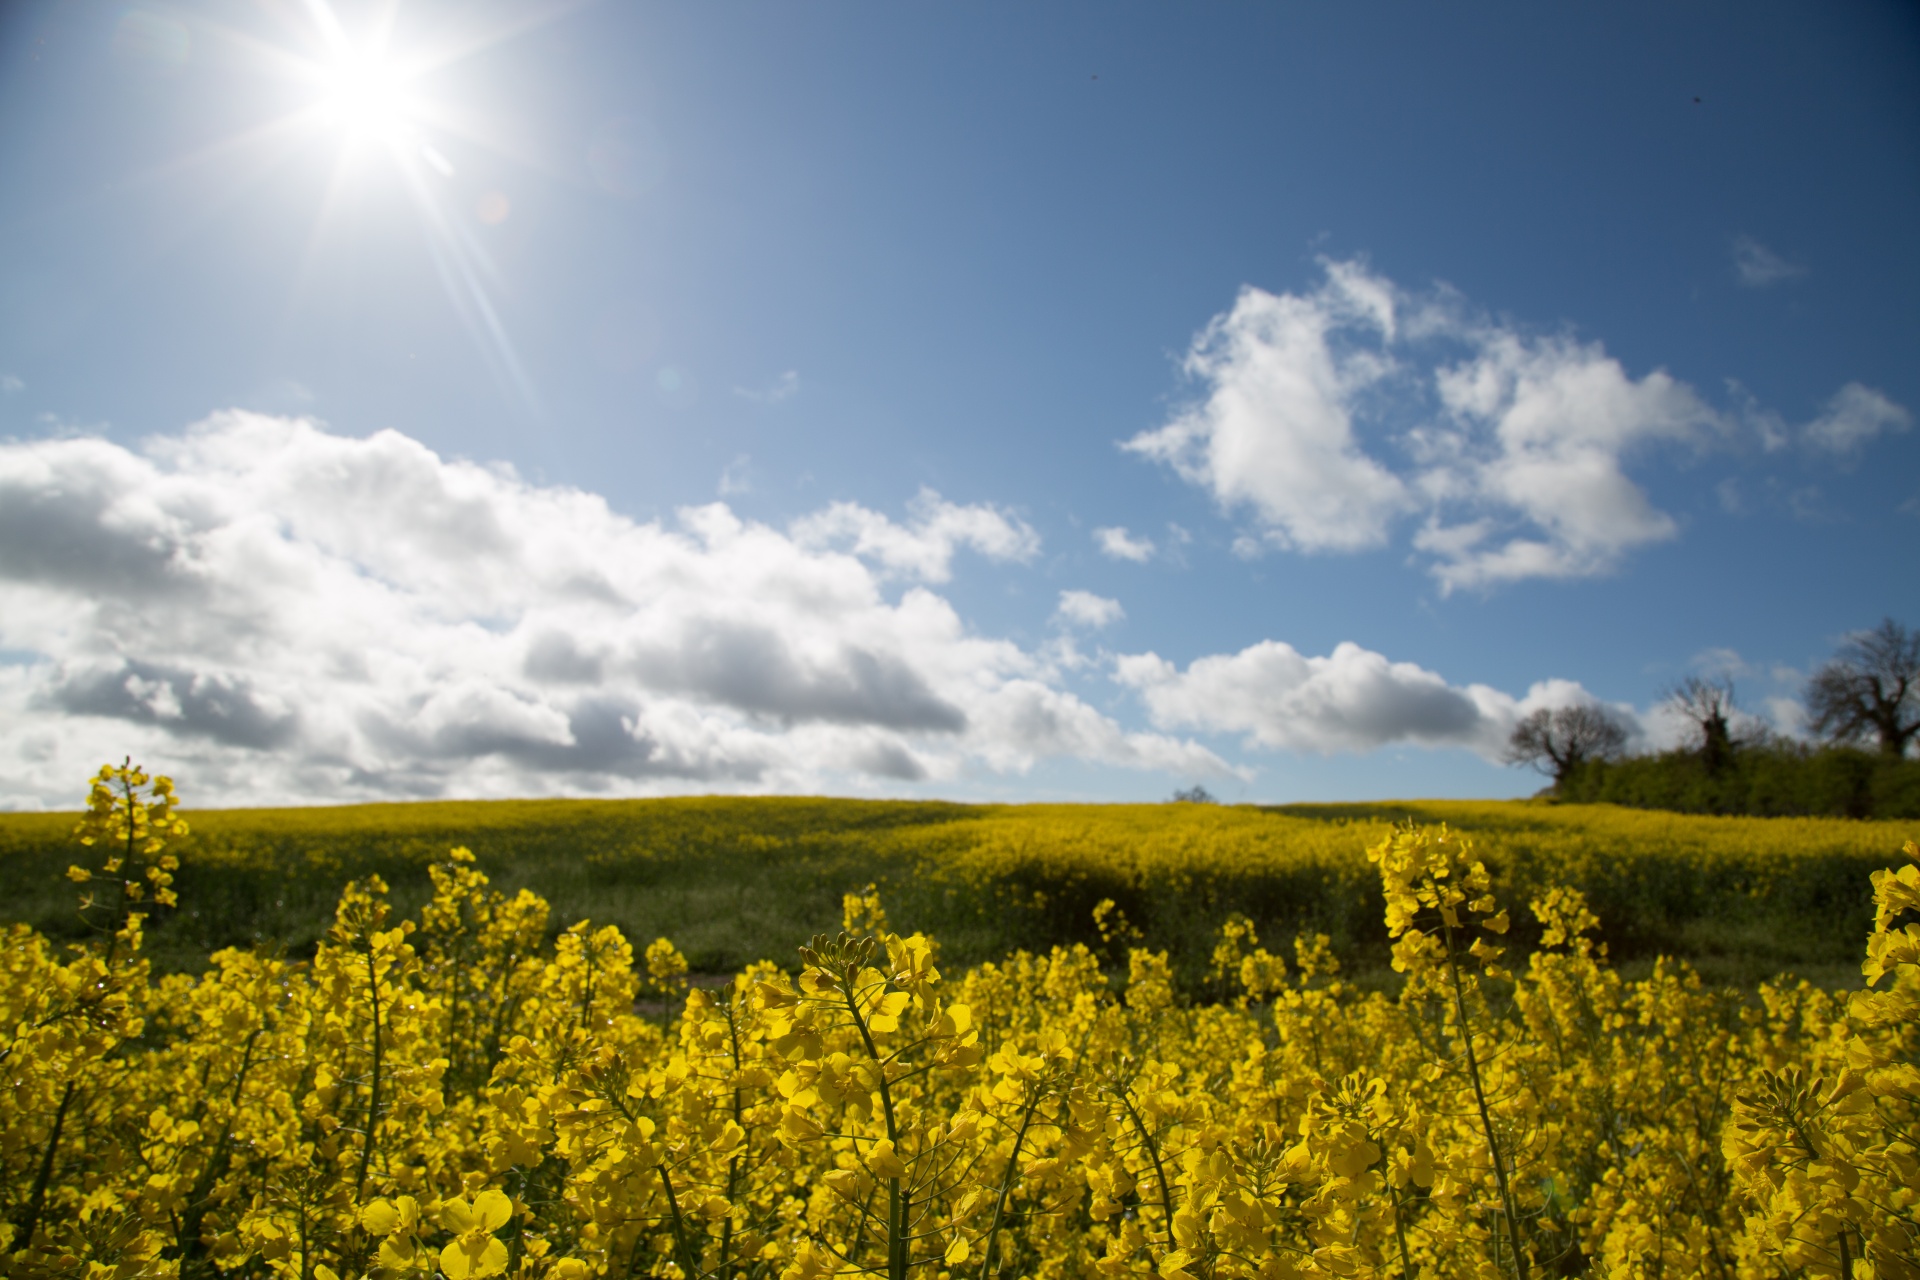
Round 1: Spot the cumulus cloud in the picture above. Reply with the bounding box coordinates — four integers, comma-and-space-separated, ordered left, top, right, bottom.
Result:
1129, 259, 1905, 590
790, 487, 1040, 583
1115, 637, 1625, 758
1054, 590, 1124, 630
1731, 236, 1806, 288
1094, 526, 1155, 562
0, 413, 1226, 807
1803, 383, 1911, 456
1123, 266, 1410, 552
1416, 330, 1721, 590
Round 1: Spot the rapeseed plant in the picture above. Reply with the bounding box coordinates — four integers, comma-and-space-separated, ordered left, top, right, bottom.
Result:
2, 764, 1916, 1279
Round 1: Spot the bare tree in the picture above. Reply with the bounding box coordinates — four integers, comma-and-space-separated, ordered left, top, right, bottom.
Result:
1502, 704, 1630, 789
1666, 676, 1741, 774
1169, 784, 1218, 804
1806, 618, 1920, 757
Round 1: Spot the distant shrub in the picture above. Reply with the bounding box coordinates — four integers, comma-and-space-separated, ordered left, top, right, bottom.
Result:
1559, 741, 1920, 819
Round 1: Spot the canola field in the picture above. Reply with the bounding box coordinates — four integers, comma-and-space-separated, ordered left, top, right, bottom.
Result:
2, 763, 1916, 1279
0, 790, 1905, 984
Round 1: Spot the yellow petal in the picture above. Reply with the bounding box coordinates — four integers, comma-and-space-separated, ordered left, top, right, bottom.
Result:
442, 1196, 477, 1233
945, 1238, 971, 1265
443, 1235, 509, 1280
473, 1189, 513, 1233
865, 1138, 908, 1180
360, 1199, 401, 1235
477, 1237, 510, 1278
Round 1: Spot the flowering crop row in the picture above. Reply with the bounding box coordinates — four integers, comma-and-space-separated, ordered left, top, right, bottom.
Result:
1, 764, 1915, 1279
1, 795, 1900, 983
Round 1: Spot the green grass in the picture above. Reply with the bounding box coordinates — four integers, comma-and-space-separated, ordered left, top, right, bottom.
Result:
1, 795, 1907, 989
0, 796, 982, 976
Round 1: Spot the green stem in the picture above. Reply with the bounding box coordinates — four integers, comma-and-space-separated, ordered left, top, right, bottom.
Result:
723, 994, 745, 1280
976, 1094, 1042, 1280
298, 1193, 314, 1280
841, 969, 906, 1280
11, 1080, 77, 1253
179, 1030, 264, 1276
96, 767, 138, 970
1114, 1084, 1176, 1245
1440, 916, 1528, 1280
658, 1162, 704, 1280
578, 937, 598, 1030
354, 940, 384, 1203
444, 918, 464, 1082
1388, 1176, 1413, 1280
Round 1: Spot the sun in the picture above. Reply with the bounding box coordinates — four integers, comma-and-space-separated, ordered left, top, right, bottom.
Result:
316, 50, 415, 143
166, 0, 557, 412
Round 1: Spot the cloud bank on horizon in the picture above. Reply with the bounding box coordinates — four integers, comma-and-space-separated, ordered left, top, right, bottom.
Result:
0, 410, 1673, 809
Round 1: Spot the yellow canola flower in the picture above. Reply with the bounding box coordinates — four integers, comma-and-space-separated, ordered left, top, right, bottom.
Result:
437, 1189, 514, 1279
441, 1233, 510, 1280
14, 761, 1920, 1280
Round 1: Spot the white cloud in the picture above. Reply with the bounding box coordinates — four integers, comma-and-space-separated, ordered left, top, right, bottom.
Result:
1, 375, 22, 394
1731, 235, 1806, 288
1128, 259, 1899, 590
1634, 694, 1776, 754
1418, 331, 1721, 590
1803, 383, 1911, 456
1764, 695, 1808, 740
733, 369, 800, 403
1123, 269, 1410, 552
1115, 638, 1624, 759
1618, 650, 1813, 749
1738, 381, 1911, 459
1093, 526, 1155, 562
963, 679, 1237, 779
0, 414, 1225, 807
1054, 590, 1124, 629
789, 487, 1039, 583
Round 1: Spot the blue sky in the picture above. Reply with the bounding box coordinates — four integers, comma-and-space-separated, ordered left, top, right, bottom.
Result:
0, 0, 1915, 808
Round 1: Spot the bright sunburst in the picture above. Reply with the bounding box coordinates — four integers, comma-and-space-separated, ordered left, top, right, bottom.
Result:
315, 50, 415, 143
160, 0, 571, 413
